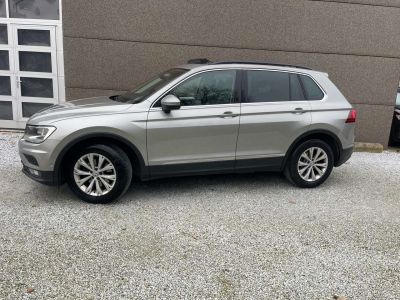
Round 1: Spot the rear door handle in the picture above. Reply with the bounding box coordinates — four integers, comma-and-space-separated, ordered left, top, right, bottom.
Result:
219, 111, 238, 118
292, 108, 306, 114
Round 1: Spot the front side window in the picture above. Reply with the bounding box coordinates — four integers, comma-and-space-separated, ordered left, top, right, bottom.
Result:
396, 92, 400, 106
170, 70, 236, 106
299, 75, 324, 100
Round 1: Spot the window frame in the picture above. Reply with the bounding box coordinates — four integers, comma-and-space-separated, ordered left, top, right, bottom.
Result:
151, 68, 242, 109
7, 0, 61, 21
242, 68, 326, 104
0, 1, 62, 24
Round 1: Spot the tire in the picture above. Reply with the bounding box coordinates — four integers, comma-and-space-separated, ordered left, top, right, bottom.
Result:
66, 144, 132, 204
284, 139, 334, 188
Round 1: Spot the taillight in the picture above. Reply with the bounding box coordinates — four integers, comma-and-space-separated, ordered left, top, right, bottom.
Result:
395, 109, 400, 120
346, 109, 357, 123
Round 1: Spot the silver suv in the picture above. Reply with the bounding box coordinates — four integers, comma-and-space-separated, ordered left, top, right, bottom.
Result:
19, 60, 356, 204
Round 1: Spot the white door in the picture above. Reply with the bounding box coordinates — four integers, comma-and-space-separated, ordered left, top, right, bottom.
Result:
0, 23, 58, 128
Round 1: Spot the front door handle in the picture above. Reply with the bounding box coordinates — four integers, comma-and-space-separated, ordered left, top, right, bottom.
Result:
220, 111, 238, 118
292, 108, 306, 114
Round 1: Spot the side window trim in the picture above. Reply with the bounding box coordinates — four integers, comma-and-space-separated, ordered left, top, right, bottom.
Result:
241, 69, 248, 104
233, 69, 243, 104
151, 69, 240, 109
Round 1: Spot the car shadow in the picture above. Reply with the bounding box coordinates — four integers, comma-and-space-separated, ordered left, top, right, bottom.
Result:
120, 172, 290, 201
25, 169, 349, 205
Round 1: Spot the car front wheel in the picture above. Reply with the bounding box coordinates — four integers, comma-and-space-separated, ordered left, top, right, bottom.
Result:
67, 144, 132, 204
285, 139, 334, 188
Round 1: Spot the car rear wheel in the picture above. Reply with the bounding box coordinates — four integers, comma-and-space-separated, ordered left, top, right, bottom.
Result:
285, 139, 334, 188
67, 144, 132, 204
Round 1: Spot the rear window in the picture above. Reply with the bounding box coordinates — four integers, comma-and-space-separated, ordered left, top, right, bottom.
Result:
299, 75, 324, 100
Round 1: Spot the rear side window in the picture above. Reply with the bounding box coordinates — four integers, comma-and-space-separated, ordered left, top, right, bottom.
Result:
290, 74, 306, 101
245, 70, 309, 102
246, 70, 290, 102
299, 75, 324, 100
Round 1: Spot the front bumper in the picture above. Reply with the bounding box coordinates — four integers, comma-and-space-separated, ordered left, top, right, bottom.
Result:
22, 165, 57, 186
19, 138, 56, 170
19, 138, 60, 186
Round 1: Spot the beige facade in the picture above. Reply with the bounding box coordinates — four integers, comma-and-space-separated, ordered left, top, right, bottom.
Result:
62, 0, 400, 146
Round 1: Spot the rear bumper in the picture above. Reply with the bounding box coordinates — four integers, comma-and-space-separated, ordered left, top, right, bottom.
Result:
22, 165, 58, 186
335, 146, 353, 167
390, 118, 400, 142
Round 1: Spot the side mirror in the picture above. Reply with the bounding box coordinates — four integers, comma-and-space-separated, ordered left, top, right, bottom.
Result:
161, 95, 181, 113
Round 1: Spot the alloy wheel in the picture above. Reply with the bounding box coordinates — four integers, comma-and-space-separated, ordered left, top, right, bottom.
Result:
73, 153, 117, 196
297, 147, 329, 182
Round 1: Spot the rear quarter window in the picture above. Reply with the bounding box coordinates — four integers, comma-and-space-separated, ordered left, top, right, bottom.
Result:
299, 75, 324, 100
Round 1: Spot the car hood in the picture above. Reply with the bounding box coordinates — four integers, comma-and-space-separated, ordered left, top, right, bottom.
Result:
28, 96, 133, 125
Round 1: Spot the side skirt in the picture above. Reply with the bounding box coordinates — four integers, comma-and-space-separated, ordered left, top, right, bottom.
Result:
235, 156, 284, 173
147, 157, 284, 180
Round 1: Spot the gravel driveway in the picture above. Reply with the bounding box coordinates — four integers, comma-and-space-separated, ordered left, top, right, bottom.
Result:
0, 133, 399, 299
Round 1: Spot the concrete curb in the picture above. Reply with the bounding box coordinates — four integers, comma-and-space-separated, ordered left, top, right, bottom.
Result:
354, 142, 384, 153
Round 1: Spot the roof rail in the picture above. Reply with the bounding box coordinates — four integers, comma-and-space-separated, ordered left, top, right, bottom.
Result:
214, 61, 312, 70
187, 58, 212, 64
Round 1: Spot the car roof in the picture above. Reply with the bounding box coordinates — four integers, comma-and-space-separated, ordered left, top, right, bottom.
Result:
177, 59, 326, 76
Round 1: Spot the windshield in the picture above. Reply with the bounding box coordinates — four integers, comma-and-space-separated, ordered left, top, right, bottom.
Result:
113, 68, 188, 103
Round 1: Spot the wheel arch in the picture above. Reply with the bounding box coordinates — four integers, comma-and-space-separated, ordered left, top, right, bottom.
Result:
282, 129, 343, 170
54, 133, 148, 185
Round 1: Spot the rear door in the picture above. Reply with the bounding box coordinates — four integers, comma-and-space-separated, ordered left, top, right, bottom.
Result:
235, 69, 312, 170
147, 69, 241, 177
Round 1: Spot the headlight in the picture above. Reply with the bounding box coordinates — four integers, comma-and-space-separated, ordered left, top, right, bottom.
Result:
23, 125, 56, 144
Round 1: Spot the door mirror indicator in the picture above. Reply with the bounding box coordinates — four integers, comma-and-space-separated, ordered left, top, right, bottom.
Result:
161, 95, 181, 113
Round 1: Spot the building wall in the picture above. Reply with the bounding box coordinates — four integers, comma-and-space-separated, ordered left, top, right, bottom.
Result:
62, 0, 400, 146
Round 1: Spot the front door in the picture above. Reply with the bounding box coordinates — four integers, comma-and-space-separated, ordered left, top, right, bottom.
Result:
147, 69, 240, 178
0, 23, 58, 128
